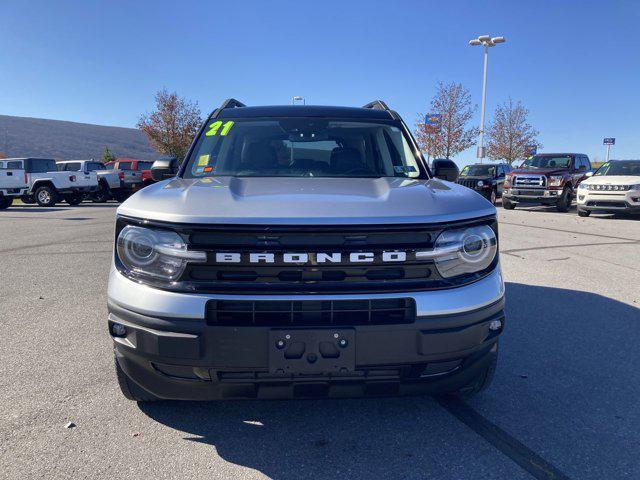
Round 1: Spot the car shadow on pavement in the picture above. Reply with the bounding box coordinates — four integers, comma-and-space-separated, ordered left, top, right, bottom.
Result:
4, 207, 68, 213
139, 283, 640, 480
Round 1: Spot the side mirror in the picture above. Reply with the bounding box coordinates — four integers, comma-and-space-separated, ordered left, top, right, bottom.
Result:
585, 171, 594, 177
432, 160, 460, 182
151, 157, 179, 181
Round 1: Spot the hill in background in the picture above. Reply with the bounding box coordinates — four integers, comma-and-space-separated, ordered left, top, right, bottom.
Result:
0, 115, 158, 160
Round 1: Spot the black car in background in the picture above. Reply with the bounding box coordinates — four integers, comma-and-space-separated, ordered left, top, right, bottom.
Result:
457, 163, 512, 204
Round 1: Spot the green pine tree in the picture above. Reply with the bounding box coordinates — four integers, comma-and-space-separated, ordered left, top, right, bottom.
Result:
102, 146, 117, 164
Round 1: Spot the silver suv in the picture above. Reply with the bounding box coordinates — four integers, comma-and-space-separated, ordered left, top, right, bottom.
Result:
107, 99, 505, 401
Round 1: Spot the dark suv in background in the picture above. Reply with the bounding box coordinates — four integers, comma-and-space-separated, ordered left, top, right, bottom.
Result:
457, 163, 512, 204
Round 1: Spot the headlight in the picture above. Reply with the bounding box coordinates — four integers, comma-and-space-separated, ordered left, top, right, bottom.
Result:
116, 225, 206, 281
417, 225, 498, 279
548, 175, 563, 187
578, 183, 588, 189
476, 180, 484, 187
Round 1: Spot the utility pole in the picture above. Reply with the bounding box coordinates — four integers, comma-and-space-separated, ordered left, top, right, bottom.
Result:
469, 35, 506, 164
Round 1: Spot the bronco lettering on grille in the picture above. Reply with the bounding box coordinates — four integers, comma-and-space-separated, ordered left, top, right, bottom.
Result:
214, 252, 410, 264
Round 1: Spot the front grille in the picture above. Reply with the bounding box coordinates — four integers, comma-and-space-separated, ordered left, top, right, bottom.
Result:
206, 298, 416, 326
514, 175, 546, 187
588, 184, 630, 191
587, 200, 627, 208
116, 217, 498, 294
457, 178, 477, 188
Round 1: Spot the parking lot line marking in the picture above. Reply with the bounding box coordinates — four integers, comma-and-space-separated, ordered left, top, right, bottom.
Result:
500, 221, 640, 244
502, 240, 637, 255
438, 397, 571, 480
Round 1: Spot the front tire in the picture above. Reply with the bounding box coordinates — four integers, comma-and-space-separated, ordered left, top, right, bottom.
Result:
0, 196, 13, 210
92, 182, 111, 203
578, 208, 591, 217
113, 191, 130, 203
114, 355, 159, 402
34, 185, 58, 207
489, 189, 497, 205
556, 187, 572, 212
502, 198, 516, 210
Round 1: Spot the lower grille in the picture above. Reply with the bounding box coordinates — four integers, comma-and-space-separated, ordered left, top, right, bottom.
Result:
457, 178, 477, 188
206, 298, 416, 326
516, 189, 544, 196
587, 200, 627, 208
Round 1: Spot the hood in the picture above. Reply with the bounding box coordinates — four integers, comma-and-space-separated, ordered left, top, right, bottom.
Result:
581, 175, 640, 186
511, 167, 568, 176
117, 176, 496, 225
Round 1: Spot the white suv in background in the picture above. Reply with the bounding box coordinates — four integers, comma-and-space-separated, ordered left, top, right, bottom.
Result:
577, 160, 640, 217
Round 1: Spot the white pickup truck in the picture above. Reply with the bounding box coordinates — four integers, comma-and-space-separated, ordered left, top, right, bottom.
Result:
0, 159, 29, 210
3, 157, 99, 207
56, 160, 141, 203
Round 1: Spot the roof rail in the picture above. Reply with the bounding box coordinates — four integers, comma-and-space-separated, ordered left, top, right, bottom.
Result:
362, 100, 390, 111
219, 98, 246, 110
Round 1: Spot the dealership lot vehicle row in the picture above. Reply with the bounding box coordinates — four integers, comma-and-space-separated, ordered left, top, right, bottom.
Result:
1, 206, 639, 479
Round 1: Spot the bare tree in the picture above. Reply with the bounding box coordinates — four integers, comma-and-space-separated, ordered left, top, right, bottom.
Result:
486, 98, 540, 164
415, 82, 478, 159
138, 89, 202, 160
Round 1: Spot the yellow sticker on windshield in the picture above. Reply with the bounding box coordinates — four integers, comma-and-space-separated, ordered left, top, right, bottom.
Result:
197, 154, 210, 167
205, 120, 234, 136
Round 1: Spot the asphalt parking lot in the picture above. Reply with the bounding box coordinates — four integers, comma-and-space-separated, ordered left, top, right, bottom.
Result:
1, 203, 639, 480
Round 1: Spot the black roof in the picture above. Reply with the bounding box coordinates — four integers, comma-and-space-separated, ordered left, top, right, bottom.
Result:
216, 105, 394, 120
534, 153, 586, 156
465, 162, 510, 166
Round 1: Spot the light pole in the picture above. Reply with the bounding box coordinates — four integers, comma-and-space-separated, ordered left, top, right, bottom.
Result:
469, 35, 505, 163
291, 96, 305, 105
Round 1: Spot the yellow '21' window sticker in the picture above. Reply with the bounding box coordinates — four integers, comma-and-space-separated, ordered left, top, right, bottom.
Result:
205, 120, 234, 137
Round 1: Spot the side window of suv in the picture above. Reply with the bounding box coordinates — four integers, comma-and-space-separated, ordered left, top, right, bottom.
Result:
64, 162, 82, 171
29, 159, 56, 173
582, 155, 591, 171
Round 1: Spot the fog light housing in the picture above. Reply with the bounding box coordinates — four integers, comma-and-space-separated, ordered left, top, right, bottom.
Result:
489, 319, 502, 331
111, 323, 127, 337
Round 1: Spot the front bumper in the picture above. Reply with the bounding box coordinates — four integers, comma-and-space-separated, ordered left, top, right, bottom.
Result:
108, 268, 505, 400
577, 191, 640, 213
503, 188, 563, 203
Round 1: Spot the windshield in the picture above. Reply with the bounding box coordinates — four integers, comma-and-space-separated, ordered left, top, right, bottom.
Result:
461, 165, 495, 176
521, 155, 571, 169
594, 161, 640, 176
183, 118, 425, 179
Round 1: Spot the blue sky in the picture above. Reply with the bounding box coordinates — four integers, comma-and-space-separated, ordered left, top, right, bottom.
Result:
1, 0, 639, 164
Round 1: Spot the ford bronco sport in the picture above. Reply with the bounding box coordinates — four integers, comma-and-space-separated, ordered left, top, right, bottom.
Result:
108, 99, 505, 401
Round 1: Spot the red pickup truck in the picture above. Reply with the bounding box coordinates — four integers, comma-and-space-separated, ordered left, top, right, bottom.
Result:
106, 159, 156, 188
502, 153, 592, 212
